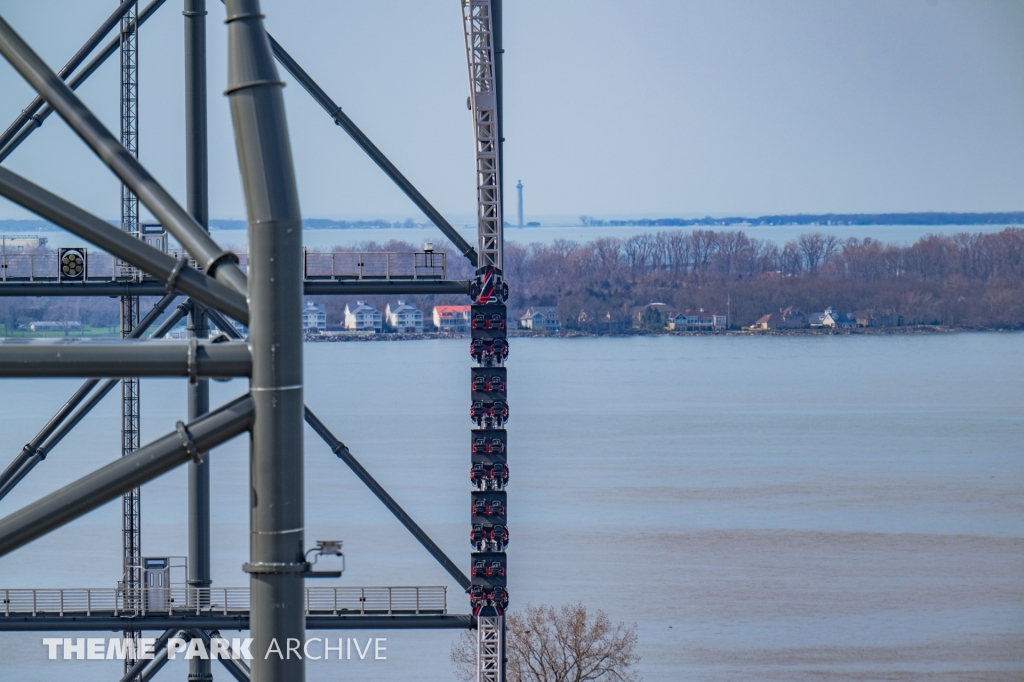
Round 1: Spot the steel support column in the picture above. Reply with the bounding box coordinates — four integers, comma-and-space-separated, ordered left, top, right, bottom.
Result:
184, 3, 212, 679
225, 2, 305, 679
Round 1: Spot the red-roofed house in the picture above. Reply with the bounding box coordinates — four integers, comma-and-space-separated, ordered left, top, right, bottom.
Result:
433, 305, 471, 333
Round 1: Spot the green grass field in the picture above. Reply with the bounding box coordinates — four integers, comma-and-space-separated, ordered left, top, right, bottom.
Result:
0, 324, 121, 338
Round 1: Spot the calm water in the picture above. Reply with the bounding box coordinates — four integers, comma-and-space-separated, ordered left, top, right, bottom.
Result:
0, 333, 1021, 680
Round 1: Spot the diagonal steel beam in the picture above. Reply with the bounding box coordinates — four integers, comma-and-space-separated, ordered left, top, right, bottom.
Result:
0, 0, 137, 151
116, 628, 181, 682
0, 0, 168, 163
0, 167, 249, 323
267, 33, 478, 266
0, 393, 254, 558
0, 293, 178, 498
192, 629, 251, 682
0, 301, 192, 503
304, 407, 472, 591
0, 15, 247, 295
205, 306, 473, 591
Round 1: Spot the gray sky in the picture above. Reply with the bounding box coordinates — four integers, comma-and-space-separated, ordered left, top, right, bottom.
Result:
0, 0, 1022, 222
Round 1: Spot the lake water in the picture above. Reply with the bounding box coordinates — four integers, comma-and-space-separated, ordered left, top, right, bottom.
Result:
0, 333, 1021, 680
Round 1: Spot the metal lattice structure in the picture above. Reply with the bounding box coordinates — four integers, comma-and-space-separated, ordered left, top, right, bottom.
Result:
477, 614, 504, 682
464, 3, 508, 681
118, 2, 142, 676
0, 2, 507, 680
463, 0, 502, 271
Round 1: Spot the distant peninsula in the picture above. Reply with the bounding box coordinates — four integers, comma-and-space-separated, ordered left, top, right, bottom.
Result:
1, 212, 1022, 233
577, 212, 1024, 227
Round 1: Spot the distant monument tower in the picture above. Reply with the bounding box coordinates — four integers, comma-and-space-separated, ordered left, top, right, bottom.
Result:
516, 179, 524, 227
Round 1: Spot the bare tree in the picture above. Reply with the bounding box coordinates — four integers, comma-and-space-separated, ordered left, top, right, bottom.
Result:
452, 603, 640, 682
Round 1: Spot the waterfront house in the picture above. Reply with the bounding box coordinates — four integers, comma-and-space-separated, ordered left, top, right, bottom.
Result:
750, 306, 808, 330
302, 301, 327, 333
344, 300, 382, 333
668, 308, 727, 331
386, 300, 423, 333
632, 302, 672, 329
855, 310, 904, 327
433, 305, 471, 333
518, 308, 562, 332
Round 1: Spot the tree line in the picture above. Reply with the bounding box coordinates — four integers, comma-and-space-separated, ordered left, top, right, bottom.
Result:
0, 228, 1021, 333
499, 227, 1024, 329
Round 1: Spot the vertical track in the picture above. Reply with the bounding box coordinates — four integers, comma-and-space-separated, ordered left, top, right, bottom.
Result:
118, 1, 142, 676
462, 0, 502, 272
464, 2, 507, 681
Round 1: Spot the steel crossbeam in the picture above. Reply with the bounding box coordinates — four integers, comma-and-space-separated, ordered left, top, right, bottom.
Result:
0, 613, 474, 632
0, 338, 251, 378
0, 279, 472, 296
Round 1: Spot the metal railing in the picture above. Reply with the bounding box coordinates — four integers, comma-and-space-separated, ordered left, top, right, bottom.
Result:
0, 586, 446, 617
0, 250, 444, 282
303, 250, 445, 280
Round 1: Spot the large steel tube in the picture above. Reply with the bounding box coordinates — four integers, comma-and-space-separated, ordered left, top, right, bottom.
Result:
0, 0, 167, 163
0, 16, 247, 295
268, 34, 477, 265
0, 339, 251, 378
225, 1, 305, 678
0, 394, 254, 559
184, 5, 213, 680
0, 167, 248, 324
116, 628, 181, 682
0, 282, 171, 297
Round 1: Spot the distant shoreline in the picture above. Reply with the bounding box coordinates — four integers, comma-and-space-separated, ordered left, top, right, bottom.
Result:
2, 212, 1022, 232
300, 326, 1021, 342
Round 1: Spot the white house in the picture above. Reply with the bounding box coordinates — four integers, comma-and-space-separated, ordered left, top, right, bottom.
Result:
302, 301, 327, 333
385, 300, 423, 333
344, 300, 382, 332
433, 305, 471, 333
518, 308, 562, 332
668, 309, 726, 331
808, 307, 856, 328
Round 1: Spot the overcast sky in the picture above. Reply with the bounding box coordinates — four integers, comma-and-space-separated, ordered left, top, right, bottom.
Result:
0, 0, 1022, 222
